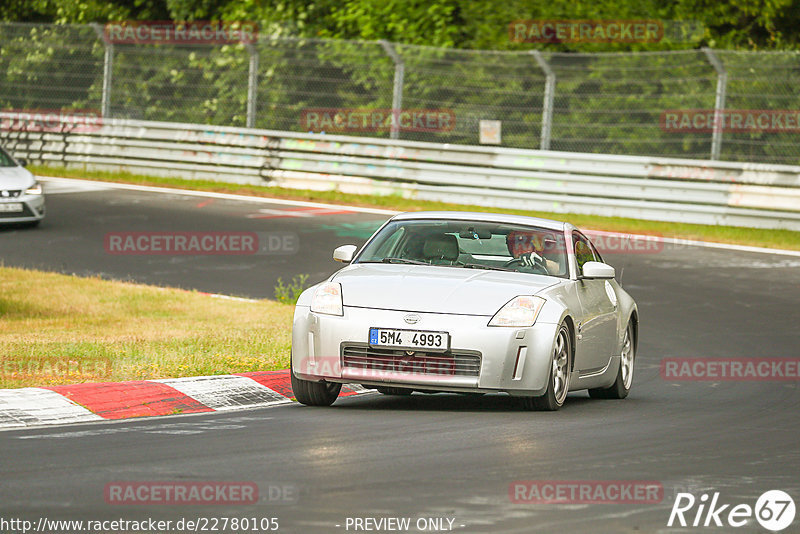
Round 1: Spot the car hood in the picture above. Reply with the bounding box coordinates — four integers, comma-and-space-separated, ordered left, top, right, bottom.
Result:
332, 263, 560, 315
0, 166, 35, 190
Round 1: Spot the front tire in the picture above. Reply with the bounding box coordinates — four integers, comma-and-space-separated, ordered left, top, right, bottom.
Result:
291, 364, 341, 406
521, 323, 571, 411
589, 321, 635, 400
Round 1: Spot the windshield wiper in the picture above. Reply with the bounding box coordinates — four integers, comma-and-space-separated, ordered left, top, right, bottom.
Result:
379, 257, 430, 265
461, 263, 516, 272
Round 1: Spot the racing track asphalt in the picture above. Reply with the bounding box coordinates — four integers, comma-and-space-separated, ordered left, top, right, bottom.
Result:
0, 178, 798, 533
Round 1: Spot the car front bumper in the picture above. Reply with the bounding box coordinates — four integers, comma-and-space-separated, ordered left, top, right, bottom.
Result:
292, 305, 560, 396
0, 192, 45, 223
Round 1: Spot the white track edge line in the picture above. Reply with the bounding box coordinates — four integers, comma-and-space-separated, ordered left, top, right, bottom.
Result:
39, 176, 397, 215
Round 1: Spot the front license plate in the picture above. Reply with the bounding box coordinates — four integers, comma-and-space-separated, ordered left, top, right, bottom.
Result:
369, 327, 450, 352
0, 202, 23, 213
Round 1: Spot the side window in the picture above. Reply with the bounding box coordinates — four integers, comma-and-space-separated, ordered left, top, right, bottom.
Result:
573, 232, 599, 271
588, 240, 604, 264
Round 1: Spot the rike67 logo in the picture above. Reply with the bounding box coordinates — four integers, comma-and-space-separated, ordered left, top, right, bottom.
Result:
669, 490, 795, 531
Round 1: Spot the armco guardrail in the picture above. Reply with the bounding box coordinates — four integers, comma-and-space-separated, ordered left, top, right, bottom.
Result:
2, 116, 800, 231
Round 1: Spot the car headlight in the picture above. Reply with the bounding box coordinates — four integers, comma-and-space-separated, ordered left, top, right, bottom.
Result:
25, 182, 43, 195
488, 296, 545, 327
310, 282, 343, 316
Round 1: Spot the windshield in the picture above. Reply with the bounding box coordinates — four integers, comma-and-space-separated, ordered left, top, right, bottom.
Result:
356, 219, 568, 278
0, 146, 17, 167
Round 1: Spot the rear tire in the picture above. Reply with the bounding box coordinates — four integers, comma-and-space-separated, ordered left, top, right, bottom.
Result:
290, 364, 341, 406
589, 321, 635, 400
376, 386, 413, 395
521, 323, 571, 411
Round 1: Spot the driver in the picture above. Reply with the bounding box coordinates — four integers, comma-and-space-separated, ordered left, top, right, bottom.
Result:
506, 231, 559, 274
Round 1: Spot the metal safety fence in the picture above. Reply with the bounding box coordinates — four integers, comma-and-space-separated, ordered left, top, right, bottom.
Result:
2, 23, 800, 165
3, 116, 799, 231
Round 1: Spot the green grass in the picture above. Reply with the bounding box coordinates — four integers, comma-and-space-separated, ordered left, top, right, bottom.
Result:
0, 266, 293, 389
30, 164, 800, 251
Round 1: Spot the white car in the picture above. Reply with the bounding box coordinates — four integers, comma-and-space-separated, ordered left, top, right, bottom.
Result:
291, 212, 638, 411
0, 146, 44, 226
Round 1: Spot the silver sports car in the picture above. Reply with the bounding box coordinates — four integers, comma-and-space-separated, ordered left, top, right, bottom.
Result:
291, 211, 638, 411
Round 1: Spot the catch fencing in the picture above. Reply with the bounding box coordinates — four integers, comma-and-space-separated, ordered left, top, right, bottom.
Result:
2, 23, 800, 164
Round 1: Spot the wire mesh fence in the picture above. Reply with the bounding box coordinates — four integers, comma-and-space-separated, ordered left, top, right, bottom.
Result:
1, 23, 799, 164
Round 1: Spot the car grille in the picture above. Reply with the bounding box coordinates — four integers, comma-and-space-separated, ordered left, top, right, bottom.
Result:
341, 344, 481, 377
0, 204, 33, 219
0, 190, 22, 198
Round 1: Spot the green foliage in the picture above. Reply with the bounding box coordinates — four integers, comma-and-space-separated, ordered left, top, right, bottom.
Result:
0, 0, 167, 24
109, 43, 251, 125
4, 0, 800, 51
273, 274, 309, 305
317, 0, 464, 47
0, 25, 104, 111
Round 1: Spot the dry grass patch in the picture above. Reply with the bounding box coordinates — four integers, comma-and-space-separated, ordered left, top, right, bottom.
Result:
0, 266, 292, 388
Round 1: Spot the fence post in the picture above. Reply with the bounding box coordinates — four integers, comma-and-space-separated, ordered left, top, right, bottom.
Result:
246, 43, 259, 128
380, 40, 405, 140
90, 23, 113, 118
531, 51, 555, 151
702, 47, 727, 161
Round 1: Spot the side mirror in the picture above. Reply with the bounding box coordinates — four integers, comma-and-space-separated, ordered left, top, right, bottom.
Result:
581, 261, 615, 279
16, 158, 28, 167
333, 244, 357, 263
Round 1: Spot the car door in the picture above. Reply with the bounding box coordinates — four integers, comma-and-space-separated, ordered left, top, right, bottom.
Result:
572, 231, 618, 373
